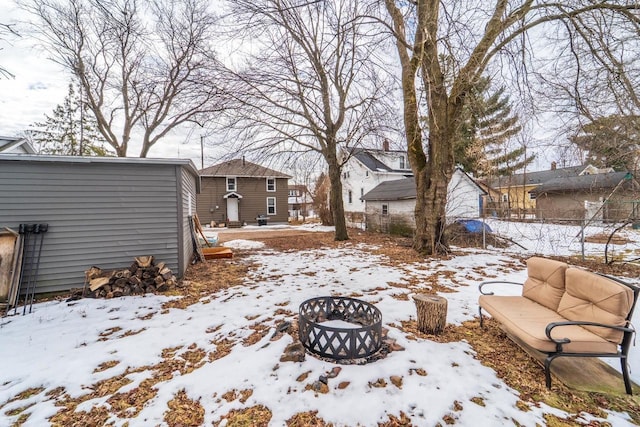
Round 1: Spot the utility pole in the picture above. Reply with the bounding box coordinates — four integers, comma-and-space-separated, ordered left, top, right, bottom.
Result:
200, 134, 204, 169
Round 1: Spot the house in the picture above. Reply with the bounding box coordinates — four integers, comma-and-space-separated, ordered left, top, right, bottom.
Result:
530, 171, 638, 222
0, 136, 36, 154
0, 154, 200, 295
288, 184, 313, 220
197, 158, 291, 226
340, 141, 412, 226
361, 168, 487, 233
483, 163, 614, 217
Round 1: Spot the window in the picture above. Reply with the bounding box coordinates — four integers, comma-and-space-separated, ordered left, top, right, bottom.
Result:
226, 177, 236, 191
382, 204, 389, 215
267, 197, 276, 215
348, 190, 353, 204
501, 193, 509, 203
288, 189, 297, 197
266, 178, 276, 192
365, 171, 369, 177
360, 188, 364, 198
400, 156, 405, 169
529, 192, 536, 200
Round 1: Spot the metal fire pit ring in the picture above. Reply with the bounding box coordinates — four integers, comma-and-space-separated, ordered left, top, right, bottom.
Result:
298, 296, 382, 360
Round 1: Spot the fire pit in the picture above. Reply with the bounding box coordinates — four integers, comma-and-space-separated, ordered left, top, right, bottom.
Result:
298, 296, 382, 360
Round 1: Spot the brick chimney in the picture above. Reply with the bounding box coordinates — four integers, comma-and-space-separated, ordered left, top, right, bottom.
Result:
550, 161, 557, 170
382, 139, 390, 151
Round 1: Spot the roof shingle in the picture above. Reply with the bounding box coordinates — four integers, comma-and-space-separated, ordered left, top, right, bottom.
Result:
200, 159, 291, 178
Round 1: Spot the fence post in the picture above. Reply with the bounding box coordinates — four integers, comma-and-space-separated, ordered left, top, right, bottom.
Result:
482, 217, 486, 249
580, 219, 585, 261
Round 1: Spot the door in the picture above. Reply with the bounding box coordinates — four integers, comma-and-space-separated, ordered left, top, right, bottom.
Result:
227, 197, 239, 222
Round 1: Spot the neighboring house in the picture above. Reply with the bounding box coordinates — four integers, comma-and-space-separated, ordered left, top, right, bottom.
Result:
0, 154, 200, 295
0, 136, 36, 154
483, 163, 614, 217
340, 141, 412, 226
530, 171, 638, 222
361, 168, 487, 233
288, 184, 313, 220
198, 158, 291, 226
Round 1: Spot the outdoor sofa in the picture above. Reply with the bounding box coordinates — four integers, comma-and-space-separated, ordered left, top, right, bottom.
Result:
478, 256, 639, 394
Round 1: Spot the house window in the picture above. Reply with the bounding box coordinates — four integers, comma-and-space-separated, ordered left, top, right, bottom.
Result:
366, 171, 369, 177
529, 192, 536, 200
400, 156, 405, 169
288, 189, 297, 197
267, 197, 276, 215
348, 190, 353, 204
226, 177, 236, 191
382, 204, 389, 215
360, 188, 364, 198
266, 178, 276, 192
501, 193, 509, 203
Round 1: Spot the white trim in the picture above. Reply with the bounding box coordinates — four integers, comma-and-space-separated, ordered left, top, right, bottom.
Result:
226, 176, 237, 191
267, 197, 276, 215
266, 177, 276, 192
223, 191, 243, 199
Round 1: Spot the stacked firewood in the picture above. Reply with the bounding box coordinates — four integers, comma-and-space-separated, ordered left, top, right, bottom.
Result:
85, 256, 177, 298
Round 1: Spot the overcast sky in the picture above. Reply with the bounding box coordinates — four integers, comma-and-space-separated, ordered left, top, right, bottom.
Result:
0, 1, 569, 175
0, 1, 211, 168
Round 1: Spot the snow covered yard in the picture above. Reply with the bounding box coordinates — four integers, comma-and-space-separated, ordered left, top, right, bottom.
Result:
0, 222, 639, 426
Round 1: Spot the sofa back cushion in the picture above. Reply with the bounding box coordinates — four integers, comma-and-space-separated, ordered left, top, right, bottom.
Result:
557, 268, 634, 343
522, 257, 568, 311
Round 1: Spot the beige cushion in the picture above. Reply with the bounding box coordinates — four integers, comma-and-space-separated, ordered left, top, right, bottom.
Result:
479, 295, 617, 354
522, 257, 568, 311
557, 268, 633, 344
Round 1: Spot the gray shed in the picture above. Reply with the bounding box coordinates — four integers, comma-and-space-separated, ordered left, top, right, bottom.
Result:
0, 154, 201, 295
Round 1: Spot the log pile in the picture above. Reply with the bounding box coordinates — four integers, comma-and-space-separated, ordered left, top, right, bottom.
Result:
85, 256, 177, 298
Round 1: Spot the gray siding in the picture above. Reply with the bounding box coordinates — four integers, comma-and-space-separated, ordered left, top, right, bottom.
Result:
179, 165, 198, 272
0, 160, 183, 294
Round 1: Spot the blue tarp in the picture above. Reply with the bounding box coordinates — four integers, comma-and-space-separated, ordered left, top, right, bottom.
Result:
455, 219, 492, 234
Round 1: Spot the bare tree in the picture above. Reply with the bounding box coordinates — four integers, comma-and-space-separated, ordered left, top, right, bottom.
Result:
20, 0, 227, 157
0, 22, 18, 79
384, 0, 640, 255
224, 0, 394, 241
530, 3, 640, 169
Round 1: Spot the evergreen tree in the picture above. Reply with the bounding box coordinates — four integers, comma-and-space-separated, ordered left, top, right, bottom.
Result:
456, 77, 533, 176
570, 115, 640, 171
29, 83, 111, 156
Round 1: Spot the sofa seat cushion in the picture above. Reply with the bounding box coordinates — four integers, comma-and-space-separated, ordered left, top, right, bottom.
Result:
479, 295, 617, 354
558, 268, 634, 344
522, 257, 568, 311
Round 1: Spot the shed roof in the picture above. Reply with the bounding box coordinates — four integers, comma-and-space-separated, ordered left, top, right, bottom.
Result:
0, 153, 200, 176
362, 177, 416, 201
200, 159, 291, 178
362, 168, 487, 201
530, 171, 633, 194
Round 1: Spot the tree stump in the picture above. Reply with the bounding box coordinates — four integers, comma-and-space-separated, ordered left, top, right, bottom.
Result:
413, 294, 448, 335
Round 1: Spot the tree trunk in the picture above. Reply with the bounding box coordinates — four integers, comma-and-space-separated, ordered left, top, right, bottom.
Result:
413, 293, 447, 334
327, 154, 349, 241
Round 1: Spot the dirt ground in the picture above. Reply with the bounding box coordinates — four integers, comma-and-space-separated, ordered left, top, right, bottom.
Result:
215, 227, 320, 244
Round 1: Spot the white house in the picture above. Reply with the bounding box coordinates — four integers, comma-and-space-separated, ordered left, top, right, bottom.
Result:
361, 168, 487, 233
340, 141, 412, 226
0, 136, 36, 154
